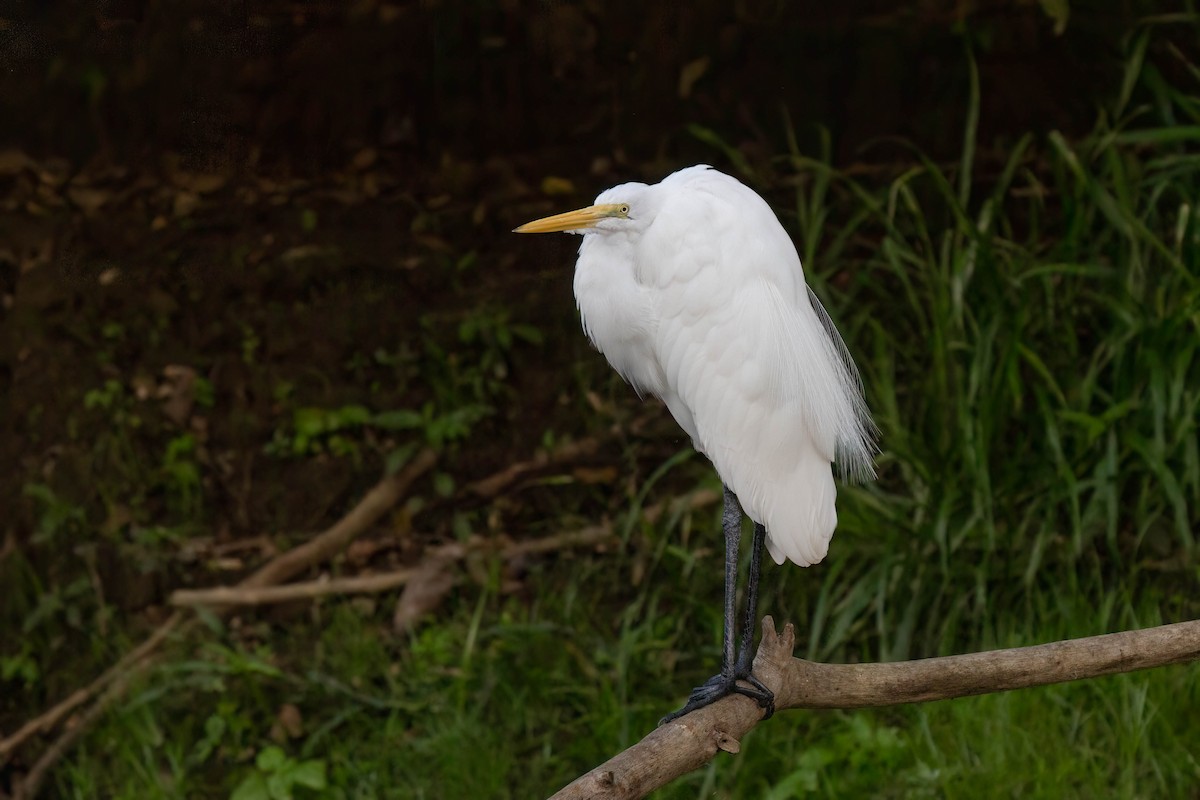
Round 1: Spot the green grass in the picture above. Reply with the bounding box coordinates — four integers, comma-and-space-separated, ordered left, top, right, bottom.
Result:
42, 552, 1200, 798
5, 24, 1200, 800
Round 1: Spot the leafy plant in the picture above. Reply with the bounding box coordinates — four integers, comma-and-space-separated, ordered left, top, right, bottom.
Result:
267, 401, 492, 458
23, 483, 87, 545
161, 433, 203, 515
230, 747, 326, 800
1, 643, 40, 689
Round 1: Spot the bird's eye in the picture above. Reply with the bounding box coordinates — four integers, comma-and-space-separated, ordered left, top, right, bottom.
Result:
618, 204, 630, 215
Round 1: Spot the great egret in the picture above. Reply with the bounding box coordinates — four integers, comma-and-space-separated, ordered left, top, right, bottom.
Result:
515, 165, 875, 722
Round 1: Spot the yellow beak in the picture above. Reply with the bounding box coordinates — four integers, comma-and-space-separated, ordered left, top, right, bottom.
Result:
513, 203, 625, 233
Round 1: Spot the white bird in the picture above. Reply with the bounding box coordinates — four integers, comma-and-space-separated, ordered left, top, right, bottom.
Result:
515, 165, 875, 721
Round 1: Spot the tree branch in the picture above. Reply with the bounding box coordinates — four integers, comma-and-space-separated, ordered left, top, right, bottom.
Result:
0, 613, 184, 763
169, 487, 722, 609
465, 436, 605, 498
168, 526, 616, 607
233, 448, 438, 594
551, 615, 1200, 800
3, 450, 438, 791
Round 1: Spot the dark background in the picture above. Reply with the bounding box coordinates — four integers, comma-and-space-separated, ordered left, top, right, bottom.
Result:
0, 1, 1177, 517
0, 1, 1140, 168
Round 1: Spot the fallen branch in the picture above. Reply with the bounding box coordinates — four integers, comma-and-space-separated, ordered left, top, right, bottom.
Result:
552, 615, 1200, 800
235, 449, 438, 593
170, 487, 723, 608
0, 613, 184, 762
170, 525, 616, 607
3, 449, 437, 793
13, 654, 158, 800
466, 437, 604, 498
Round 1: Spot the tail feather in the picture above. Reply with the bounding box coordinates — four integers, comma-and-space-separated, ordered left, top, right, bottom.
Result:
715, 422, 839, 568
756, 446, 838, 567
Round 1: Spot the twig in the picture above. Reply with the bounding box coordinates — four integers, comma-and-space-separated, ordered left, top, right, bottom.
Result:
170, 487, 723, 608
466, 437, 604, 498
235, 449, 438, 593
550, 616, 1200, 800
3, 450, 437, 792
0, 613, 184, 761
13, 657, 155, 800
167, 473, 709, 625
170, 526, 615, 607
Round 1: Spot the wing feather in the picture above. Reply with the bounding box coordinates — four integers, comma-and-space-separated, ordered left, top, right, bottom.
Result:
636, 168, 874, 566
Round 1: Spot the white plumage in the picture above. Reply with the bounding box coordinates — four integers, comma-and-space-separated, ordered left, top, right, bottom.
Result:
519, 165, 875, 568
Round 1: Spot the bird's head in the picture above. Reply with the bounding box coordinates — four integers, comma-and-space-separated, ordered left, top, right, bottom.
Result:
513, 183, 647, 236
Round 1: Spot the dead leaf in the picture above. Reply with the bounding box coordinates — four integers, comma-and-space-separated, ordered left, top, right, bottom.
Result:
277, 703, 303, 738
185, 173, 227, 194
393, 560, 456, 632
159, 364, 198, 425
325, 189, 361, 205
678, 56, 710, 99
21, 237, 54, 274
472, 201, 488, 226
190, 415, 209, 438
163, 152, 229, 194
413, 234, 452, 253
67, 186, 111, 216
540, 176, 575, 196
351, 147, 377, 171
279, 244, 333, 265
346, 537, 402, 566
0, 149, 35, 176
36, 181, 66, 208
361, 172, 379, 198
38, 158, 70, 187
173, 190, 200, 218
573, 466, 618, 484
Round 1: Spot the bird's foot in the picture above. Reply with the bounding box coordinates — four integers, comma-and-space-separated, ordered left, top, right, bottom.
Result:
659, 660, 774, 725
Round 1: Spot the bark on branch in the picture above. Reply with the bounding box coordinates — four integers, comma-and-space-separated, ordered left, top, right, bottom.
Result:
4, 450, 439, 798
168, 525, 617, 607
551, 615, 1200, 800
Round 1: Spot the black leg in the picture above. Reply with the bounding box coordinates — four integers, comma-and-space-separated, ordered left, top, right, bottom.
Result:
718, 485, 742, 679
659, 487, 774, 724
737, 522, 767, 669
734, 523, 774, 717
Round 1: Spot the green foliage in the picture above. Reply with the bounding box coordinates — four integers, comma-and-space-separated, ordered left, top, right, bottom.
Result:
760, 716, 915, 797
23, 482, 87, 545
83, 378, 141, 430
1, 643, 40, 688
266, 401, 492, 458
231, 747, 327, 800
761, 33, 1200, 670
161, 433, 202, 516
264, 304, 539, 465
